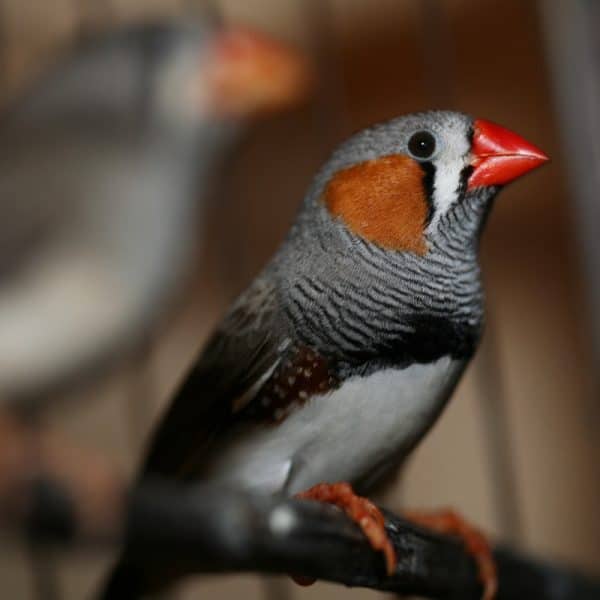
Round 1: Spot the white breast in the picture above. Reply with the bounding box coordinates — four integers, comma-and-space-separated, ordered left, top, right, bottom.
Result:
203, 356, 465, 495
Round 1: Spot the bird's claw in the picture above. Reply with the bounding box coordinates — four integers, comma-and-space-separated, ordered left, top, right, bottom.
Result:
295, 481, 397, 577
403, 508, 497, 600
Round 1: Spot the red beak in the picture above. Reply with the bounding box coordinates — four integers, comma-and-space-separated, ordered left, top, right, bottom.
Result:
207, 27, 312, 118
467, 119, 549, 190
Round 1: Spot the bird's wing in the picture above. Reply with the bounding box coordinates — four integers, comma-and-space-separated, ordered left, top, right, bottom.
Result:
140, 276, 287, 479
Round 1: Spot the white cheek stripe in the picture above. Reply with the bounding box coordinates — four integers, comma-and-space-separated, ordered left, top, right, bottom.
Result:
425, 125, 471, 233
426, 158, 465, 233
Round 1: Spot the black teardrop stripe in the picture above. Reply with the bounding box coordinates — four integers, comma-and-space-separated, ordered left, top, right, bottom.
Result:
419, 161, 436, 227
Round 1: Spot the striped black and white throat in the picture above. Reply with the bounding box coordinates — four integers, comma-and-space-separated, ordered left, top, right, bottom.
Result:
273, 184, 496, 381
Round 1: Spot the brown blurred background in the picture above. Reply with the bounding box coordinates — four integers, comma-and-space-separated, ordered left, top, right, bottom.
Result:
1, 1, 599, 599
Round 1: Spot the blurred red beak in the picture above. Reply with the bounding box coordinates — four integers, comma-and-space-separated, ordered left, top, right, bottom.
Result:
208, 27, 312, 119
467, 119, 548, 190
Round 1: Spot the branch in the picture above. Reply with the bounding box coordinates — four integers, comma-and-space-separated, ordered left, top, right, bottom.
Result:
1, 413, 598, 599
16, 476, 600, 600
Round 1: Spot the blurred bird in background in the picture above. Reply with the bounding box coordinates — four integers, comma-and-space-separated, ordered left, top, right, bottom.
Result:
0, 16, 311, 598
102, 111, 547, 599
0, 17, 310, 404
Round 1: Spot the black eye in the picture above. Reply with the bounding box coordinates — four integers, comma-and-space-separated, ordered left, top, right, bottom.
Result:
408, 130, 436, 160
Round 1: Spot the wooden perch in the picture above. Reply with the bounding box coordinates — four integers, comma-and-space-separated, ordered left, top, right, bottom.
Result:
1, 413, 599, 599
12, 474, 600, 600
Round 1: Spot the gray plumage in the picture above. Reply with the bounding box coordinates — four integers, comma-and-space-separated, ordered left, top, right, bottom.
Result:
0, 21, 231, 400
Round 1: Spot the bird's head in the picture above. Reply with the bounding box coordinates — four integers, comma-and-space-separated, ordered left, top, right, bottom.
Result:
154, 23, 311, 125
277, 112, 548, 363
10, 21, 311, 136
313, 111, 548, 256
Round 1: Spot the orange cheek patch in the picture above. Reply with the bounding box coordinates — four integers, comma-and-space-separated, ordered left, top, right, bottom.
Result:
324, 154, 429, 255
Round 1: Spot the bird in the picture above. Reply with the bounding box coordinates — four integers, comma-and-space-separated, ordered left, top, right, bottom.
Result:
101, 110, 548, 599
0, 19, 310, 403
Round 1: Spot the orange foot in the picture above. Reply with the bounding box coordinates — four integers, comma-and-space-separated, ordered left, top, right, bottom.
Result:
404, 508, 497, 600
294, 482, 396, 583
